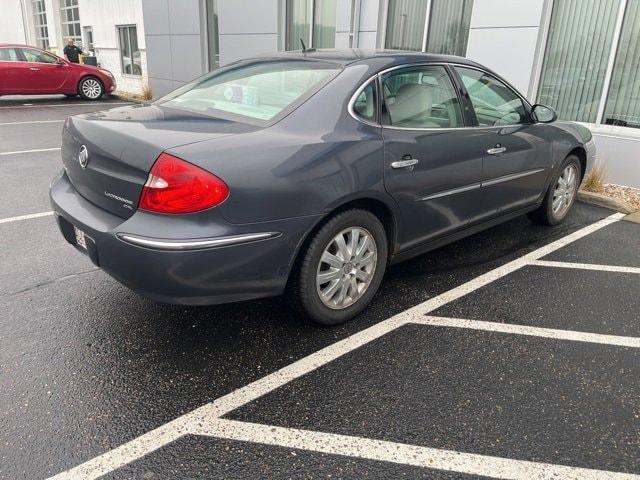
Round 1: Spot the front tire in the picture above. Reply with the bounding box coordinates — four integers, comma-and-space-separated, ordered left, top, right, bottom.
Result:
78, 76, 104, 100
290, 209, 388, 326
529, 154, 582, 225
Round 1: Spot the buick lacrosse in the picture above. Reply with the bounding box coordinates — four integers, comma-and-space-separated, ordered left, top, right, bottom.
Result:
50, 50, 594, 325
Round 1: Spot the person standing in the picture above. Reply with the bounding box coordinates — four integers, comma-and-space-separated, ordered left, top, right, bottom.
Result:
63, 38, 83, 63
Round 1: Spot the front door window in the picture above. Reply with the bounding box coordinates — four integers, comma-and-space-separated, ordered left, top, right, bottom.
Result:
455, 67, 528, 126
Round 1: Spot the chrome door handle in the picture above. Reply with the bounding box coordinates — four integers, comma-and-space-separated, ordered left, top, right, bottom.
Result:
487, 146, 506, 155
29, 67, 40, 71
391, 158, 419, 169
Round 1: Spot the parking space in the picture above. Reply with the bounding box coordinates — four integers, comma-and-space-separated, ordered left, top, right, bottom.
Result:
434, 266, 640, 336
225, 324, 640, 473
1, 150, 61, 218
542, 221, 640, 268
104, 435, 477, 480
1, 98, 639, 479
0, 122, 64, 153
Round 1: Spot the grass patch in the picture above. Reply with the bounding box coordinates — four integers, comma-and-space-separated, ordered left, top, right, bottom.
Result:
582, 161, 607, 193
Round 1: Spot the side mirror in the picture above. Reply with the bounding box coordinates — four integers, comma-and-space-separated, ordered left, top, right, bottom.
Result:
532, 104, 557, 123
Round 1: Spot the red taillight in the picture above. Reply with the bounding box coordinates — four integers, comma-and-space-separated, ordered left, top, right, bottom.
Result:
138, 153, 229, 214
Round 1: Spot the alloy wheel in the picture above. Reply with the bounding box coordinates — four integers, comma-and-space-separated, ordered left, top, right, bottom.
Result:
81, 79, 102, 100
552, 163, 578, 218
316, 227, 377, 310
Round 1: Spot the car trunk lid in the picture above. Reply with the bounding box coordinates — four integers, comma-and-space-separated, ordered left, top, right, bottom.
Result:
61, 104, 258, 219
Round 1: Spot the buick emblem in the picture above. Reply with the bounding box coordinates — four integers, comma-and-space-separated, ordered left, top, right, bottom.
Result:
78, 145, 89, 168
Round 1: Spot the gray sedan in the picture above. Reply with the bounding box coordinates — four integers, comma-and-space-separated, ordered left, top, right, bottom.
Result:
50, 50, 594, 325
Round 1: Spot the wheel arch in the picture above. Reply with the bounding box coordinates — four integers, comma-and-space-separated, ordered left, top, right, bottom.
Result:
567, 145, 587, 181
284, 193, 400, 288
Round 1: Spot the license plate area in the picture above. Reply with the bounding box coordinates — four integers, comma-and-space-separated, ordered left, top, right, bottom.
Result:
74, 225, 87, 250
56, 215, 100, 266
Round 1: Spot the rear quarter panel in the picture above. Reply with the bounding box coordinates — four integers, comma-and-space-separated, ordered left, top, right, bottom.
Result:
169, 63, 389, 225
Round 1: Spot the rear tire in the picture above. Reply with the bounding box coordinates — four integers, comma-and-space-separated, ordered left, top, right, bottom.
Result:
78, 76, 104, 100
529, 154, 582, 225
290, 209, 388, 326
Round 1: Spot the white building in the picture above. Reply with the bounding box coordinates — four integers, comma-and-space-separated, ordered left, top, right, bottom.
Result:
5, 0, 148, 96
3, 0, 640, 186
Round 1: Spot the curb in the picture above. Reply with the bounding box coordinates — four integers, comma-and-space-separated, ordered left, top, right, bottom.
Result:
110, 94, 144, 103
577, 190, 636, 215
623, 211, 640, 224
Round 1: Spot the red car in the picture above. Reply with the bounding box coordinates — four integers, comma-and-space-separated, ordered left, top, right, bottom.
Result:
0, 44, 115, 100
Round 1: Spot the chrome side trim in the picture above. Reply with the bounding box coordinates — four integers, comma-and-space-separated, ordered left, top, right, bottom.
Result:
417, 168, 546, 202
482, 168, 546, 187
418, 182, 481, 202
117, 232, 281, 251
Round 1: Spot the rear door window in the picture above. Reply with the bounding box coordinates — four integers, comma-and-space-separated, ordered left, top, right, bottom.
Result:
352, 80, 377, 122
0, 48, 20, 61
381, 65, 464, 128
159, 60, 341, 122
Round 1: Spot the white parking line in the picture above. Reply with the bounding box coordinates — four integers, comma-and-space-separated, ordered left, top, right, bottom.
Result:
48, 212, 627, 480
0, 147, 61, 156
192, 419, 640, 480
0, 211, 54, 225
0, 120, 65, 126
414, 316, 640, 348
0, 102, 131, 109
531, 259, 640, 275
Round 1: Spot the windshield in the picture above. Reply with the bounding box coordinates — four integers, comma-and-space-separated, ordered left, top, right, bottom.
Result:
159, 60, 341, 122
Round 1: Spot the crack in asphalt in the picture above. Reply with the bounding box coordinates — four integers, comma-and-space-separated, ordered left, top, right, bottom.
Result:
9, 267, 100, 296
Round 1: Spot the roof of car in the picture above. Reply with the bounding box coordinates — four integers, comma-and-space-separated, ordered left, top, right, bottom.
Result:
253, 48, 484, 68
0, 44, 51, 50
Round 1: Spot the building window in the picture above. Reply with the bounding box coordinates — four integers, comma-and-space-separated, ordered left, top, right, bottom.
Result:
425, 0, 473, 56
603, 0, 640, 128
205, 0, 219, 70
83, 26, 94, 54
385, 0, 428, 51
60, 0, 81, 44
118, 25, 141, 76
385, 0, 473, 55
32, 0, 49, 49
285, 0, 337, 50
537, 0, 620, 123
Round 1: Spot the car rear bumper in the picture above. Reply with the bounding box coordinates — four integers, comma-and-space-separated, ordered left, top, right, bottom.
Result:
50, 171, 319, 305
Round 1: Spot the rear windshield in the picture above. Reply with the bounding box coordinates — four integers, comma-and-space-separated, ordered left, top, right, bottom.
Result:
159, 60, 341, 122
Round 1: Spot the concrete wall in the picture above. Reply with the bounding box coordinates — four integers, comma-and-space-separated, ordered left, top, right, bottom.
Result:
1, 1, 29, 45
217, 0, 279, 65
358, 0, 379, 48
142, 0, 206, 97
587, 126, 640, 187
335, 0, 351, 48
465, 0, 545, 99
78, 0, 147, 95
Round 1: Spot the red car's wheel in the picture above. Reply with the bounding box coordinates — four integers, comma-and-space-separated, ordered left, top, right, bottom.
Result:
78, 76, 104, 100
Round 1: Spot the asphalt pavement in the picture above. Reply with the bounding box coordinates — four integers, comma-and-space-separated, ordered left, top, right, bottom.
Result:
1, 95, 639, 480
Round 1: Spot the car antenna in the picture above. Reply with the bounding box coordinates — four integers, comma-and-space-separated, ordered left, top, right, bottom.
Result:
300, 38, 315, 53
